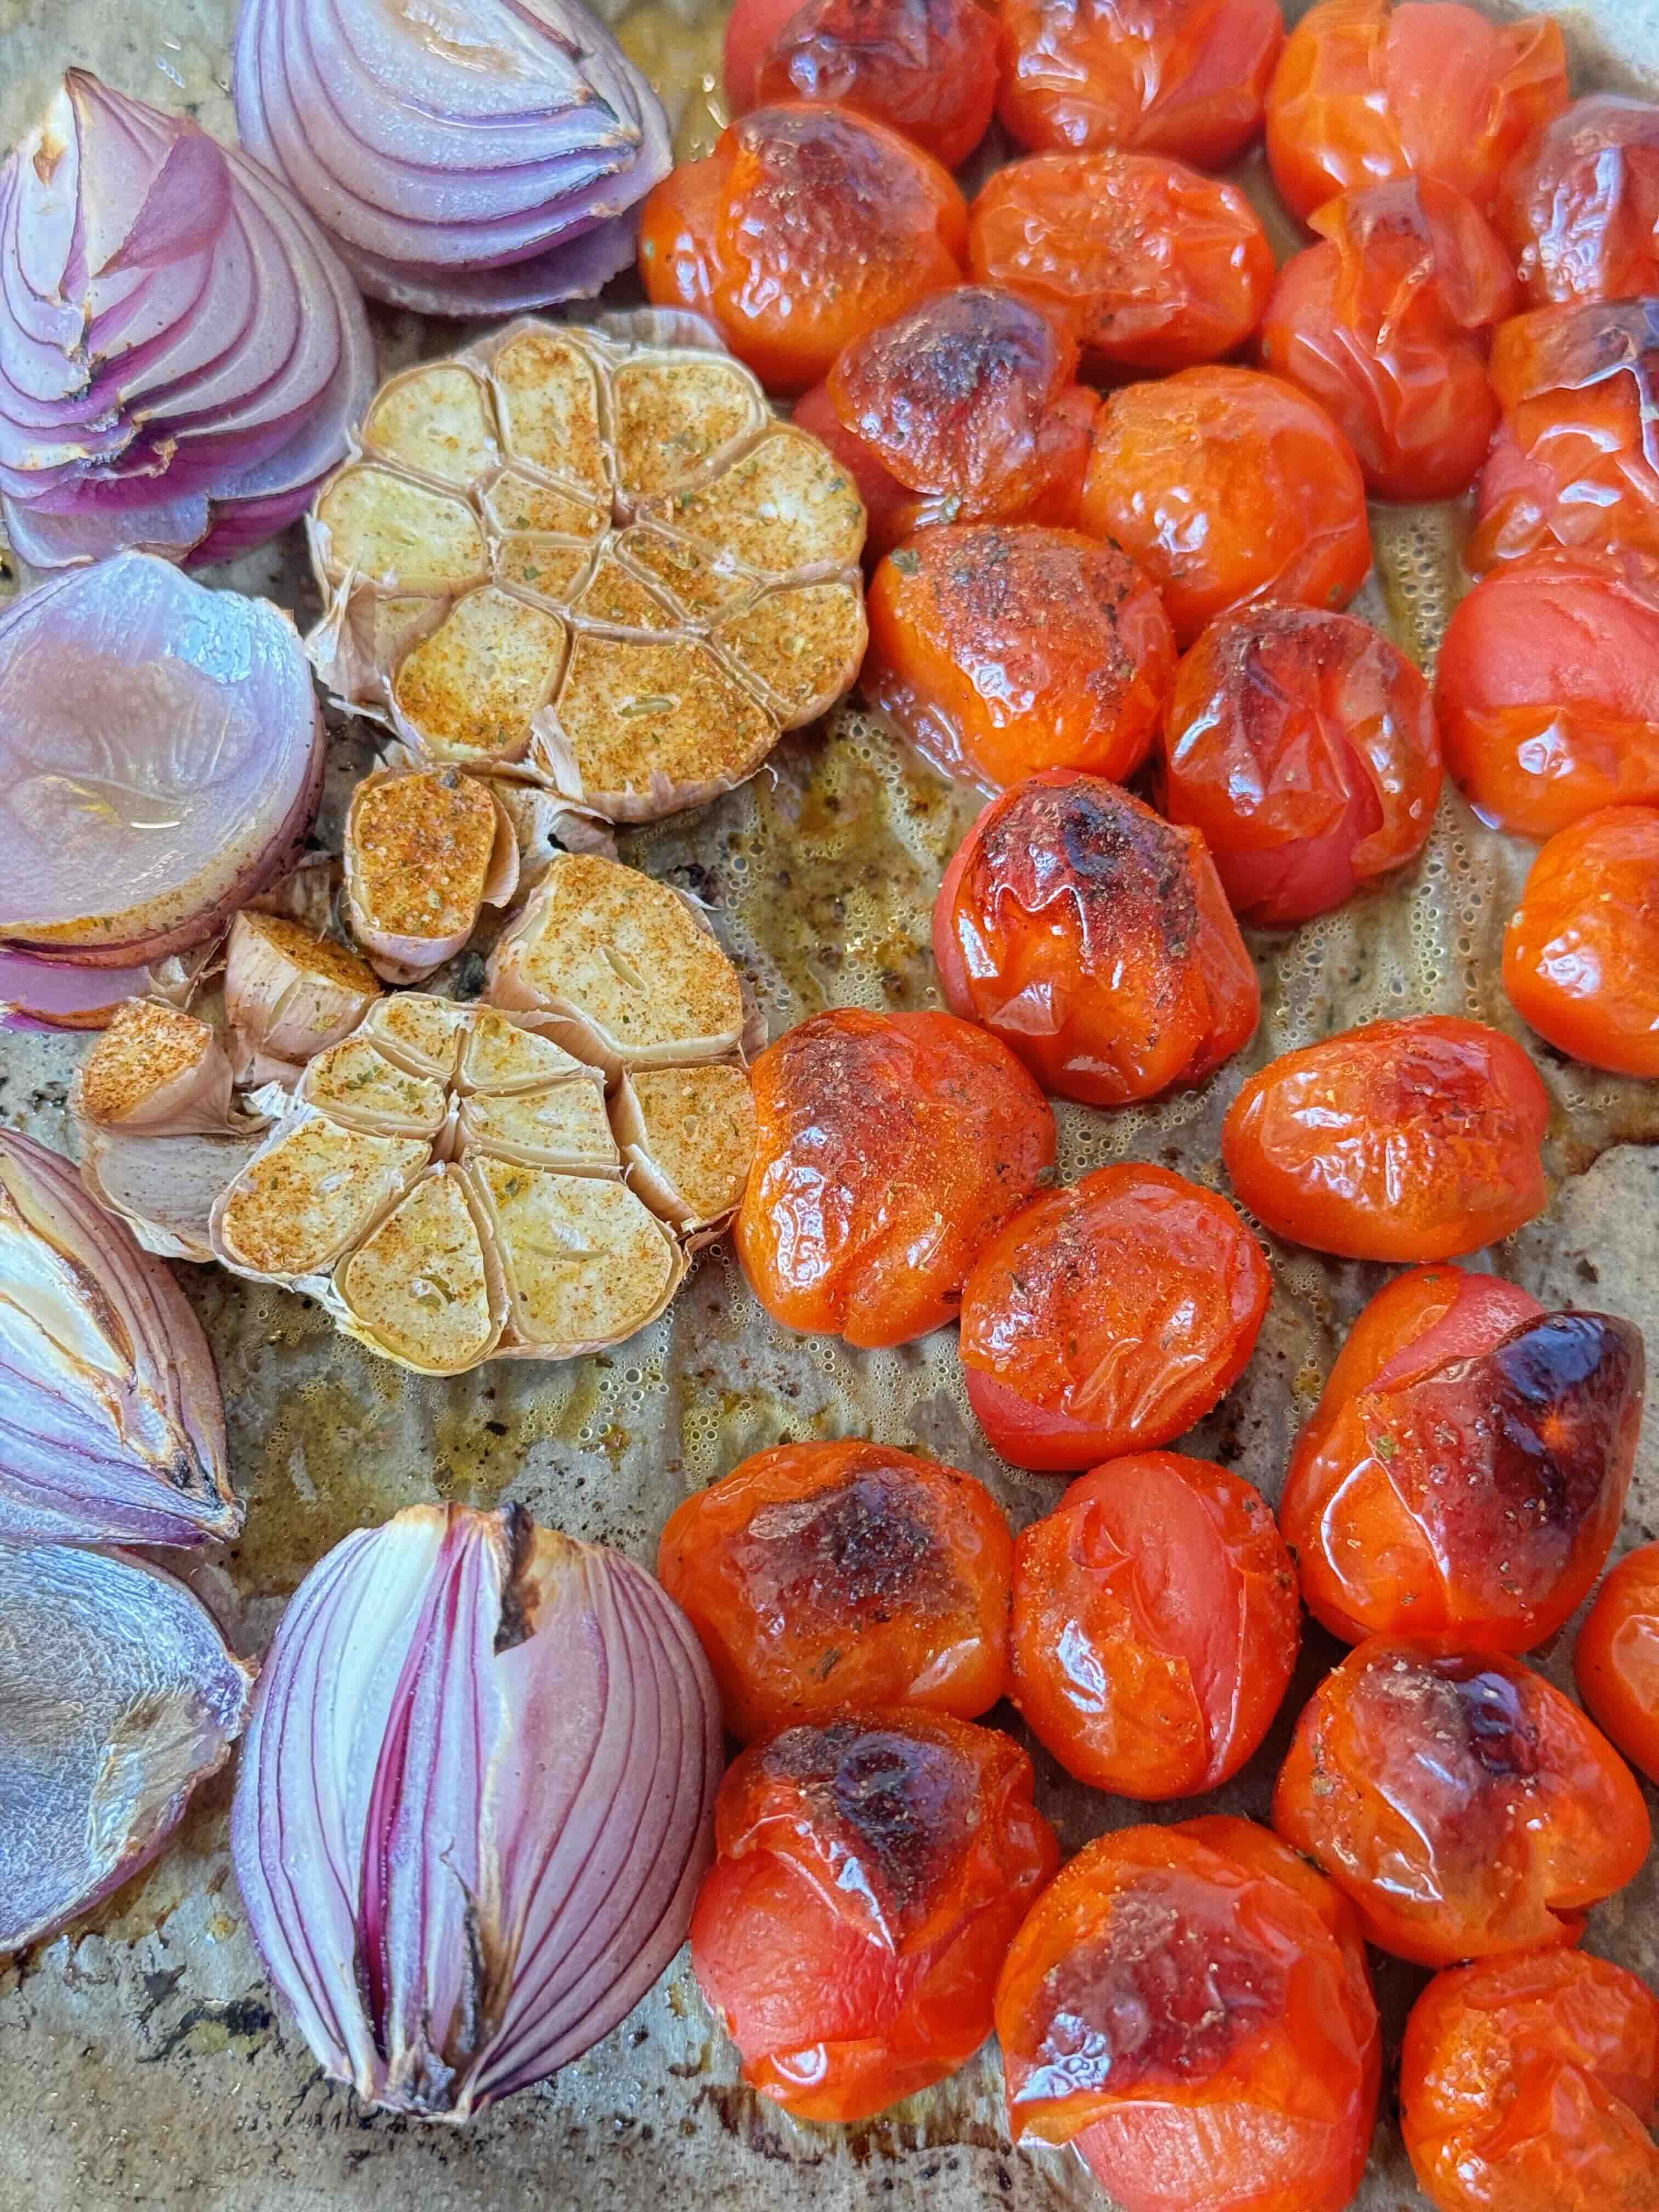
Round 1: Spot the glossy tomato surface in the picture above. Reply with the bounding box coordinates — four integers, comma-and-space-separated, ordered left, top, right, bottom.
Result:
1577, 1540, 1659, 1785
657, 1441, 1012, 1740
1009, 1454, 1299, 1797
1281, 1263, 1644, 1650
968, 150, 1273, 375
1504, 806, 1659, 1075
865, 527, 1177, 786
1401, 1949, 1659, 2212
1080, 366, 1372, 647
735, 1006, 1056, 1347
1273, 1636, 1652, 1966
1221, 1015, 1551, 1261
637, 104, 967, 393
933, 772, 1259, 1104
1504, 93, 1659, 307
995, 1816, 1380, 2212
691, 1710, 1058, 2121
1160, 604, 1441, 926
958, 1163, 1270, 1470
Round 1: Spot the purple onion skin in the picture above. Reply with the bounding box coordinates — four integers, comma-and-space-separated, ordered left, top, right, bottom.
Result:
231, 1504, 721, 2119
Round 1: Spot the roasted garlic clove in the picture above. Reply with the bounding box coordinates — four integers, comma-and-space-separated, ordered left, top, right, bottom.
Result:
343, 766, 520, 984
71, 999, 239, 1135
224, 911, 381, 1068
335, 1166, 504, 1376
613, 1064, 758, 1233
212, 1111, 430, 1280
471, 1158, 682, 1358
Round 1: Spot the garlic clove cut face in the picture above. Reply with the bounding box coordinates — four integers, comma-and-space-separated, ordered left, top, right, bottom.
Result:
298, 1037, 450, 1138
224, 911, 381, 1067
335, 1166, 501, 1375
213, 1114, 430, 1279
459, 1083, 616, 1175
473, 1158, 680, 1356
344, 766, 517, 983
72, 1000, 238, 1136
392, 588, 568, 770
613, 1064, 758, 1232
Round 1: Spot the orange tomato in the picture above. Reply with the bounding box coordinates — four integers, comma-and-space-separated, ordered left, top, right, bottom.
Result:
1503, 94, 1659, 308
690, 1710, 1058, 2121
1504, 806, 1659, 1076
1222, 1015, 1551, 1262
1577, 1540, 1659, 1785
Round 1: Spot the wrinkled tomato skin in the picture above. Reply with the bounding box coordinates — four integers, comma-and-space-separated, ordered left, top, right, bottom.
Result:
735, 1006, 1056, 1348
1265, 0, 1569, 226
1435, 551, 1659, 835
958, 1164, 1270, 1472
1009, 1454, 1300, 1797
996, 0, 1285, 171
691, 1710, 1059, 2123
1281, 1263, 1644, 1652
1273, 1636, 1652, 1967
1160, 605, 1442, 927
1400, 1949, 1659, 2212
995, 1818, 1381, 2212
656, 1441, 1013, 1741
1503, 94, 1659, 308
1504, 806, 1659, 1076
933, 773, 1259, 1106
1577, 1541, 1659, 1785
637, 104, 968, 394
1080, 367, 1372, 648
968, 152, 1274, 376
1221, 1015, 1551, 1262
865, 527, 1177, 787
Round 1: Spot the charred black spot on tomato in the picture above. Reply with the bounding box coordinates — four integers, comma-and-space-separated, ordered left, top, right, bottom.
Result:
760, 1719, 974, 1929
1357, 1649, 1540, 1796
737, 1465, 950, 1624
843, 286, 1058, 435
1486, 1312, 1645, 1530
1446, 1664, 1540, 1782
971, 778, 1197, 967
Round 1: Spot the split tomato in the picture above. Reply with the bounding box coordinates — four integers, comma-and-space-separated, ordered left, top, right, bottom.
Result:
1577, 1540, 1659, 1785
1504, 805, 1659, 1076
1503, 93, 1659, 308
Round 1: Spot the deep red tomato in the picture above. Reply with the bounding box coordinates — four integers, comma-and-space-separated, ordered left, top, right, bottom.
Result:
1401, 1950, 1659, 2212
968, 150, 1274, 375
1280, 1263, 1644, 1651
958, 1163, 1270, 1471
1160, 604, 1442, 927
735, 1006, 1056, 1348
691, 1710, 1058, 2121
1260, 179, 1519, 503
1503, 94, 1659, 308
637, 104, 968, 393
656, 1441, 1013, 1740
1273, 1636, 1652, 1966
1577, 1540, 1659, 1785
1080, 367, 1372, 647
1222, 1015, 1551, 1262
864, 527, 1177, 786
1504, 805, 1659, 1075
933, 772, 1260, 1105
1265, 0, 1569, 225
995, 1816, 1381, 2212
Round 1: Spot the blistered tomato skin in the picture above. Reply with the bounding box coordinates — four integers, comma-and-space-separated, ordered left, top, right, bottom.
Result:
933, 773, 1259, 1106
958, 1164, 1269, 1472
1273, 1637, 1652, 1967
690, 1710, 1058, 2123
968, 152, 1274, 376
1160, 605, 1441, 927
656, 1441, 1013, 1741
1080, 367, 1372, 648
735, 1006, 1056, 1348
995, 1818, 1381, 2212
1504, 94, 1659, 308
1577, 1541, 1659, 1784
1504, 806, 1659, 1076
1401, 1949, 1659, 2212
1281, 1263, 1645, 1651
865, 527, 1177, 787
1265, 0, 1569, 225
1221, 1015, 1551, 1262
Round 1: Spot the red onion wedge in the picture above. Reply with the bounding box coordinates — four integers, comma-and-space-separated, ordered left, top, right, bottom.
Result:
0, 1543, 253, 1951
231, 1503, 721, 2119
232, 0, 673, 316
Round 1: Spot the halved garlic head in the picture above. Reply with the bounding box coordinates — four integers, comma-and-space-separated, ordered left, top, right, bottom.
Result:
224, 911, 380, 1066
71, 999, 237, 1136
343, 766, 520, 984
307, 316, 867, 825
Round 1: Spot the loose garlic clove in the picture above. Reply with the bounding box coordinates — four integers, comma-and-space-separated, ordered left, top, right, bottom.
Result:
343, 765, 520, 984
71, 998, 240, 1136
224, 911, 381, 1068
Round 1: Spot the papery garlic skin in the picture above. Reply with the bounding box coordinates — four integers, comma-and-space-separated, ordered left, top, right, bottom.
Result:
224, 910, 381, 1066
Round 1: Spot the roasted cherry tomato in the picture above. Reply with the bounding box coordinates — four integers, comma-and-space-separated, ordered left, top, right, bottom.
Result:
958, 1163, 1270, 1471
1273, 1636, 1652, 1966
968, 151, 1274, 376
1504, 94, 1659, 308
637, 104, 968, 393
996, 0, 1285, 170
1160, 605, 1441, 927
1260, 179, 1519, 504
690, 1709, 1058, 2121
1222, 1015, 1551, 1262
933, 773, 1259, 1105
1080, 367, 1372, 647
657, 1441, 1012, 1740
1009, 1454, 1299, 1796
1281, 1263, 1644, 1651
1435, 551, 1659, 835
724, 0, 1001, 170
996, 1816, 1381, 2212
1577, 1540, 1659, 1784
1504, 806, 1659, 1076
736, 1006, 1056, 1348
1265, 0, 1568, 226
864, 526, 1176, 786
1401, 1949, 1659, 2212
